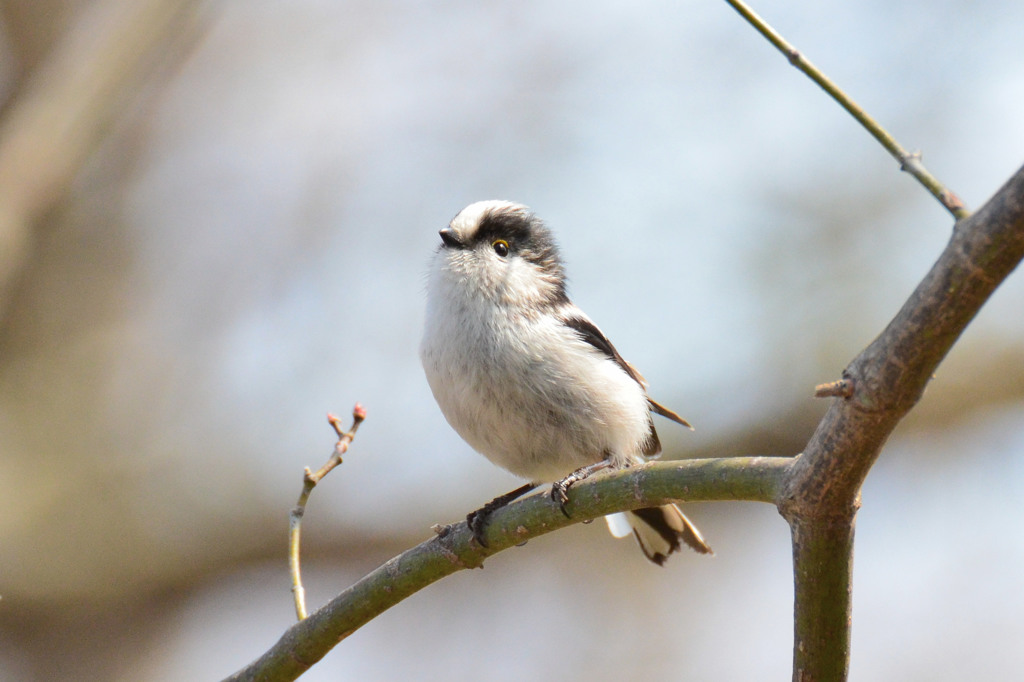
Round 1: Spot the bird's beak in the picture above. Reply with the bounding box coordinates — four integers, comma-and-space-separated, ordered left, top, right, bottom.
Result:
439, 228, 464, 249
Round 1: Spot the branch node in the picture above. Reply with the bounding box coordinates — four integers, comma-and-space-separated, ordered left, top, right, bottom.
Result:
813, 378, 855, 399
899, 150, 923, 172
942, 189, 966, 215
432, 524, 482, 569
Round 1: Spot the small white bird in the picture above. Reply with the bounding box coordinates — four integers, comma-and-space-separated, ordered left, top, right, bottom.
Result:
420, 200, 711, 565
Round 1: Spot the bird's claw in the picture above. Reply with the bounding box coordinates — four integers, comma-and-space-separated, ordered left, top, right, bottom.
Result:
549, 482, 572, 518
466, 510, 490, 548
464, 482, 539, 549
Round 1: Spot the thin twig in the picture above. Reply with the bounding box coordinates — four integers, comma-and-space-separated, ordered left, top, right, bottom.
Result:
723, 0, 970, 220
289, 403, 366, 620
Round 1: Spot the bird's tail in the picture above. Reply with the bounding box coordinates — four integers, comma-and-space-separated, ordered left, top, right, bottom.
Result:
605, 504, 713, 565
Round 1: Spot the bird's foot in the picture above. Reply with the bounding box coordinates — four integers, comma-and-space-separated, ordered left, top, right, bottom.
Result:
550, 459, 615, 518
465, 482, 538, 548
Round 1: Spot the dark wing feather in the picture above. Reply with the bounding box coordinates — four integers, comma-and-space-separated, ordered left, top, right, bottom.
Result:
562, 315, 645, 385
648, 398, 693, 430
561, 315, 693, 454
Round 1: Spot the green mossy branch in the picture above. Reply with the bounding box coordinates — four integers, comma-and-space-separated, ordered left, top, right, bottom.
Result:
224, 456, 792, 682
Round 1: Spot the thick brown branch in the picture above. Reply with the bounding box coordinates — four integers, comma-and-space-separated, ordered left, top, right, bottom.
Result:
782, 163, 1024, 514
779, 162, 1024, 682
788, 513, 857, 682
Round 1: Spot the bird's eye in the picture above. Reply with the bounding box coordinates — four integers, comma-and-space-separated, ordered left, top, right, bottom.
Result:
492, 239, 510, 257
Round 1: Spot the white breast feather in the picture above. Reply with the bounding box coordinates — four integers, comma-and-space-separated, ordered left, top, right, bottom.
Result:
421, 247, 651, 482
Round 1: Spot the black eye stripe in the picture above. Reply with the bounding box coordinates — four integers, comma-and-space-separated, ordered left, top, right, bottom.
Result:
463, 204, 568, 305
474, 211, 534, 246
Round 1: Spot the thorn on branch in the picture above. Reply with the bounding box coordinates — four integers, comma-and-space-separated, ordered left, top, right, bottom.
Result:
814, 378, 855, 399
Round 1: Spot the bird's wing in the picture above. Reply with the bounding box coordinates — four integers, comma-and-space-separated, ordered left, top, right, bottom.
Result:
560, 314, 693, 454
561, 314, 647, 386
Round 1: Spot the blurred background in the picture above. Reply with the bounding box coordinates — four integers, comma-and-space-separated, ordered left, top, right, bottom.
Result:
0, 0, 1022, 680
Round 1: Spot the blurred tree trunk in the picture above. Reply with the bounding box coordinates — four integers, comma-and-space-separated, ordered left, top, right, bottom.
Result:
0, 0, 206, 322
0, 0, 89, 92
0, 0, 207, 676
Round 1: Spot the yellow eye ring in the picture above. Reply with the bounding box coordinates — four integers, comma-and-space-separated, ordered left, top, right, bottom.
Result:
492, 239, 510, 257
